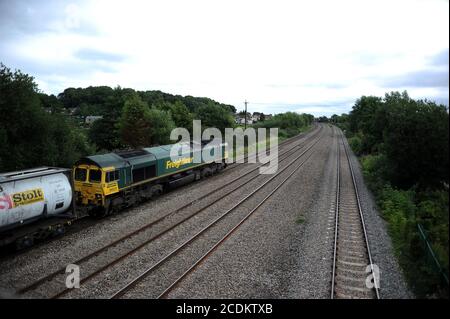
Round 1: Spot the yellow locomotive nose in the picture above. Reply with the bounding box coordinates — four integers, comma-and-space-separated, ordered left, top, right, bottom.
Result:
73, 165, 106, 206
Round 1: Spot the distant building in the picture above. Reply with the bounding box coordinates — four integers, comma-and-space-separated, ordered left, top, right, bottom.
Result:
85, 115, 103, 125
234, 116, 253, 125
252, 112, 264, 122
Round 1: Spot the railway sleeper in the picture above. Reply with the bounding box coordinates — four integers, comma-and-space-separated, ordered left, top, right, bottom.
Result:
335, 285, 373, 299
338, 252, 368, 261
339, 238, 365, 246
339, 216, 362, 223
335, 275, 368, 288
339, 254, 368, 264
337, 258, 367, 267
338, 230, 364, 238
338, 248, 366, 257
335, 268, 368, 277
337, 261, 367, 272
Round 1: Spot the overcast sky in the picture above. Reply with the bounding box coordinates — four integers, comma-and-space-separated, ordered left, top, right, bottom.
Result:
0, 0, 448, 116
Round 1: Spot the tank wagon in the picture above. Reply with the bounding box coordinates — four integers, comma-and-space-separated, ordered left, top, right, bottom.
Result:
0, 167, 75, 249
74, 141, 227, 216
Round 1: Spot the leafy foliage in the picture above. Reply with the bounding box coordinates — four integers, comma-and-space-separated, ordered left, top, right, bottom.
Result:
255, 112, 314, 139
118, 94, 175, 148
0, 63, 94, 171
381, 92, 449, 189
194, 104, 236, 132
88, 117, 122, 152
343, 91, 448, 190
55, 85, 238, 149
167, 101, 193, 132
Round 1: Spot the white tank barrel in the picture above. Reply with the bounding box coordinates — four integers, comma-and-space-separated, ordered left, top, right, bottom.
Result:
0, 167, 72, 230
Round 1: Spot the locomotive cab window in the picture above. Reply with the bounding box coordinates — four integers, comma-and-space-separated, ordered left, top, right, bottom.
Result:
89, 169, 102, 182
106, 170, 120, 182
74, 168, 87, 181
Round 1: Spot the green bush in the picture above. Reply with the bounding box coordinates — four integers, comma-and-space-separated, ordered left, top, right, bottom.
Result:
360, 154, 390, 193
348, 134, 363, 155
379, 186, 416, 253
416, 191, 449, 273
255, 112, 313, 140
374, 185, 449, 297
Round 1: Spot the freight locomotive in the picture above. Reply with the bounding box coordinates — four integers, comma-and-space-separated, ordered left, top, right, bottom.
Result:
0, 141, 228, 249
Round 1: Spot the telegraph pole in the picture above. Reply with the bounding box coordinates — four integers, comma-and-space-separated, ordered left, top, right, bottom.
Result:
244, 100, 248, 130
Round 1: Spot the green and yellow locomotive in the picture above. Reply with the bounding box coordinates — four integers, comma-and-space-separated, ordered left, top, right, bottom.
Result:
73, 141, 228, 216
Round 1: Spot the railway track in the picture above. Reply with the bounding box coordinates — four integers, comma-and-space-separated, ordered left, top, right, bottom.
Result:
111, 128, 326, 298
226, 123, 319, 172
16, 125, 325, 298
331, 129, 380, 299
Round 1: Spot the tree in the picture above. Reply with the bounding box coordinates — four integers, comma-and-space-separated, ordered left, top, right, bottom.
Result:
0, 63, 94, 171
38, 93, 64, 114
169, 101, 193, 132
382, 92, 449, 189
194, 104, 235, 132
346, 90, 449, 190
253, 111, 314, 139
349, 95, 385, 154
146, 108, 175, 145
119, 94, 175, 148
0, 63, 49, 170
119, 94, 153, 148
89, 117, 122, 151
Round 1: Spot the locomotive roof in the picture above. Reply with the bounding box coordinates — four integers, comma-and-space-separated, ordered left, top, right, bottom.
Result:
77, 153, 132, 169
143, 145, 176, 160
0, 167, 70, 183
78, 147, 162, 169
78, 143, 198, 169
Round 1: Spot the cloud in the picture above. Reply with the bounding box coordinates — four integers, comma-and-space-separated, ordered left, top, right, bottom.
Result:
295, 105, 351, 117
0, 0, 97, 38
243, 98, 356, 117
74, 48, 126, 63
266, 82, 348, 89
378, 50, 449, 89
430, 49, 449, 67
350, 51, 405, 67
381, 69, 449, 88
0, 0, 448, 115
